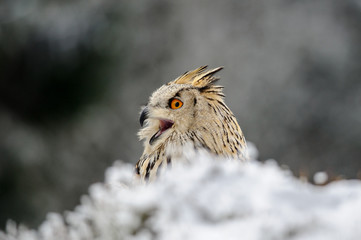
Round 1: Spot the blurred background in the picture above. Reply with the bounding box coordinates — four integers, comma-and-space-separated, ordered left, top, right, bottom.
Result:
0, 0, 360, 230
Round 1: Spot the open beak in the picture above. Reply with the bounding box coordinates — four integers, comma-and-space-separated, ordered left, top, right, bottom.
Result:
140, 106, 174, 144
149, 119, 174, 145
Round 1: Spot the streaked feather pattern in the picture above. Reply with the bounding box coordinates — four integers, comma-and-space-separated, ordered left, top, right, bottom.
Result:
136, 66, 247, 182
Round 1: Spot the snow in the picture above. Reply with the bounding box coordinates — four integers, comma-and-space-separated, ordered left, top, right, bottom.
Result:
313, 172, 328, 185
1, 147, 361, 240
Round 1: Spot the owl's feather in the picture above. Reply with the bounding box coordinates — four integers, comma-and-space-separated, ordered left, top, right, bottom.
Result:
173, 66, 222, 86
136, 66, 247, 182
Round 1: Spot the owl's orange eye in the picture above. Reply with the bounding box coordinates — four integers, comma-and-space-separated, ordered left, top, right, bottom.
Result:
170, 98, 183, 109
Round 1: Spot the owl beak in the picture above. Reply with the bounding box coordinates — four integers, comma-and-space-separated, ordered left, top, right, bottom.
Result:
149, 119, 174, 145
140, 106, 149, 127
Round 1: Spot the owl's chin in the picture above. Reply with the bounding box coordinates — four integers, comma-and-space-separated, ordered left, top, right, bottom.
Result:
149, 119, 174, 145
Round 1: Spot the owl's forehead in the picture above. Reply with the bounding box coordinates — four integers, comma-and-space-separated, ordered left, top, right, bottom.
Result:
149, 84, 191, 105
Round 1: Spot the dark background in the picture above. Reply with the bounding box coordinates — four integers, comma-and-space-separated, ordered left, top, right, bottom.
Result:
1, 0, 360, 230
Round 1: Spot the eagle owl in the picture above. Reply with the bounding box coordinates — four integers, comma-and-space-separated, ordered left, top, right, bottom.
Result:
136, 66, 247, 181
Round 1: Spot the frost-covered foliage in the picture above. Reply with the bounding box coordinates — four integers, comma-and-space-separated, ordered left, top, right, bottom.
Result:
1, 149, 361, 240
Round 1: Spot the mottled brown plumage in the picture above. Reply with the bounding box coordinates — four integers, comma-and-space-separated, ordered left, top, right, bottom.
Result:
136, 66, 247, 182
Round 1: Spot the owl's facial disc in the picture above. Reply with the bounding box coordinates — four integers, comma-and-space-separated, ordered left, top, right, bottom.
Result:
149, 119, 174, 145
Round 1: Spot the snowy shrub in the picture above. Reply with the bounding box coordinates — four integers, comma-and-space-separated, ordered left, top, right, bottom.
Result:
1, 148, 361, 240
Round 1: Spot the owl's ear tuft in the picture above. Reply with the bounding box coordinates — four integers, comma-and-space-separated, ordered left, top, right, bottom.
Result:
191, 66, 223, 88
172, 66, 223, 88
172, 66, 225, 100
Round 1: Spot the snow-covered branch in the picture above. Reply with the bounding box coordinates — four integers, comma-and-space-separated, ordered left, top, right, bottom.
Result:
1, 149, 361, 240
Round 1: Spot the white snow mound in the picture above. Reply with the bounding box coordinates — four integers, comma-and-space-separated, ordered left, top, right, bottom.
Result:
1, 150, 361, 240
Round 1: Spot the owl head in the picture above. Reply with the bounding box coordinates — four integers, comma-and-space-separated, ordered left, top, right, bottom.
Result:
138, 66, 226, 146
